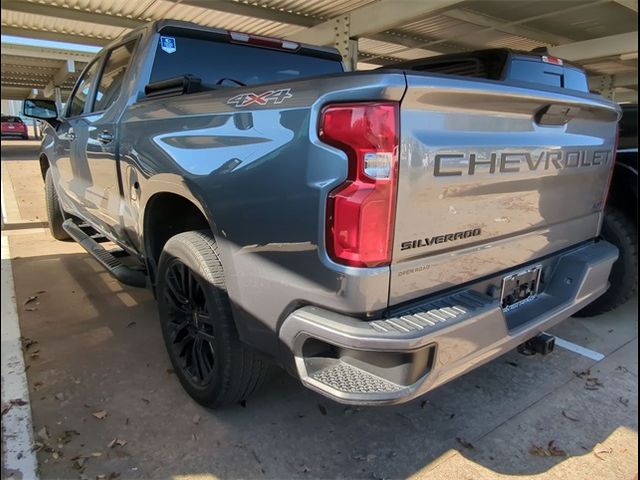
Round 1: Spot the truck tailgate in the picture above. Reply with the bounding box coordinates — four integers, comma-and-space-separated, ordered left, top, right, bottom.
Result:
390, 74, 620, 305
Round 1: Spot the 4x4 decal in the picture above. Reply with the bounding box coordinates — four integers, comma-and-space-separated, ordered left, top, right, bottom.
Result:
227, 88, 292, 107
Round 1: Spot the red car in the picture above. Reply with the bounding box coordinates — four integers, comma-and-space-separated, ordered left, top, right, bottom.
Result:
1, 115, 29, 139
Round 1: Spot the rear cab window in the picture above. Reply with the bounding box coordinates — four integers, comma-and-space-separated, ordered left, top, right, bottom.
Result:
506, 57, 588, 92
149, 28, 343, 88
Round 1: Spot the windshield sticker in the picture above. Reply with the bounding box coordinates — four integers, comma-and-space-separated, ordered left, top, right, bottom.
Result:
227, 89, 293, 108
160, 36, 177, 54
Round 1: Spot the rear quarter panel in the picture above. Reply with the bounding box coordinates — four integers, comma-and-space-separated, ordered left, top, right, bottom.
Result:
119, 73, 406, 357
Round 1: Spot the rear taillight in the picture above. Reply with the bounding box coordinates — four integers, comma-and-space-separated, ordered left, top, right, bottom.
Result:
319, 102, 399, 268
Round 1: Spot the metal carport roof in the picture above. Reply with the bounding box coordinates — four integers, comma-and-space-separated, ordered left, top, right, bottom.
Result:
1, 0, 637, 102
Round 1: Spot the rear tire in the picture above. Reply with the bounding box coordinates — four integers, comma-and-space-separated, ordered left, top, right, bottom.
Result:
44, 169, 70, 241
156, 231, 269, 408
574, 207, 638, 317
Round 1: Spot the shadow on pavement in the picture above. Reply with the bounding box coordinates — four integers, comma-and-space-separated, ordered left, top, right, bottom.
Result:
11, 247, 638, 480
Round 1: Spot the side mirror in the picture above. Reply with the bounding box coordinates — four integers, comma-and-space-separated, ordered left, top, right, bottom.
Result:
22, 99, 58, 122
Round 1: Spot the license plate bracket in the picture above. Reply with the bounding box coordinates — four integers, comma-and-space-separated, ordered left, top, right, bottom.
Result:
500, 265, 542, 311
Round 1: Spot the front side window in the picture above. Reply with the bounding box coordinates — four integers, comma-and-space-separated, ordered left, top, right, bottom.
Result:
67, 60, 101, 117
93, 39, 138, 112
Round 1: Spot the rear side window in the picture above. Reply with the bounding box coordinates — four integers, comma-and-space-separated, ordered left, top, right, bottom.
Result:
67, 60, 101, 117
93, 39, 138, 112
149, 34, 343, 87
508, 59, 588, 92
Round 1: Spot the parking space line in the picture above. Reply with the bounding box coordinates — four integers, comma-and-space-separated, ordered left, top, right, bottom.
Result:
554, 336, 605, 361
1, 235, 39, 479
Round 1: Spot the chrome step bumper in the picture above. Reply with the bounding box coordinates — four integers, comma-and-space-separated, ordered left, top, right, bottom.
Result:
279, 241, 618, 405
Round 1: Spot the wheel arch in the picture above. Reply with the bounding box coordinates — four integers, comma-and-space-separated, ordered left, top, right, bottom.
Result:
142, 187, 215, 282
608, 162, 638, 222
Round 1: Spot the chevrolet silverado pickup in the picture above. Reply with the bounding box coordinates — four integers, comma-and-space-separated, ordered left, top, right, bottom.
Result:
24, 20, 621, 407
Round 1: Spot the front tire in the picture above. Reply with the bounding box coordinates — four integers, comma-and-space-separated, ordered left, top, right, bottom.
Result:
44, 169, 70, 241
156, 231, 269, 408
574, 207, 638, 317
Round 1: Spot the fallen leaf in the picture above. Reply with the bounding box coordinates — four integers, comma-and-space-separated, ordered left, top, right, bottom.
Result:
192, 415, 201, 425
166, 368, 174, 375
92, 410, 108, 420
11, 398, 28, 407
108, 473, 121, 480
21, 337, 38, 350
618, 397, 629, 407
58, 430, 79, 445
23, 295, 38, 306
317, 404, 328, 416
55, 393, 64, 401
456, 437, 474, 450
529, 441, 566, 457
52, 451, 60, 460
585, 377, 603, 390
91, 452, 103, 457
37, 426, 50, 441
573, 369, 590, 379
562, 410, 580, 422
594, 445, 613, 460
141, 398, 150, 405
127, 321, 136, 328
529, 445, 550, 457
192, 433, 199, 441
71, 456, 86, 470
547, 440, 566, 457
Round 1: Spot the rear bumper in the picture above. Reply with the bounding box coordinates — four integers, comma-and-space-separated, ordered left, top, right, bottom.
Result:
279, 240, 618, 405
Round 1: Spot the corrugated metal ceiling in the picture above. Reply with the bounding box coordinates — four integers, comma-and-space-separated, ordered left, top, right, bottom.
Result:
1, 0, 637, 100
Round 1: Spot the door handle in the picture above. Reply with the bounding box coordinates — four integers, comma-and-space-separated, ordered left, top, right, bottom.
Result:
97, 131, 114, 144
62, 128, 75, 141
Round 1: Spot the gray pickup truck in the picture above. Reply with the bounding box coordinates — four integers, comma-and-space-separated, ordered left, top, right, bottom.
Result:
24, 20, 621, 408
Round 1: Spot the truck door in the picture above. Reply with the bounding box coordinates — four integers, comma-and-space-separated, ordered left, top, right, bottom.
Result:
73, 39, 138, 241
55, 57, 103, 217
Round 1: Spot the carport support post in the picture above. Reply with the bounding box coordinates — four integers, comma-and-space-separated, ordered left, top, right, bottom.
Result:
54, 86, 62, 115
333, 15, 358, 71
597, 75, 615, 100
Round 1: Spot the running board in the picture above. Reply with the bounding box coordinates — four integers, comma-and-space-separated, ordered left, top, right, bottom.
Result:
62, 219, 147, 287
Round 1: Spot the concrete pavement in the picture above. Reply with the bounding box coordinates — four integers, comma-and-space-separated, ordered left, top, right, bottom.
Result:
1, 140, 637, 480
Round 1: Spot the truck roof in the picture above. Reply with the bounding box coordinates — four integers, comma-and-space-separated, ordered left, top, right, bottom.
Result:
107, 19, 343, 62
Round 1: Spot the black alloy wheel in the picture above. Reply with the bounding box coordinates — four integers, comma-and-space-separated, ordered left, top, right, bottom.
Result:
163, 259, 216, 387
